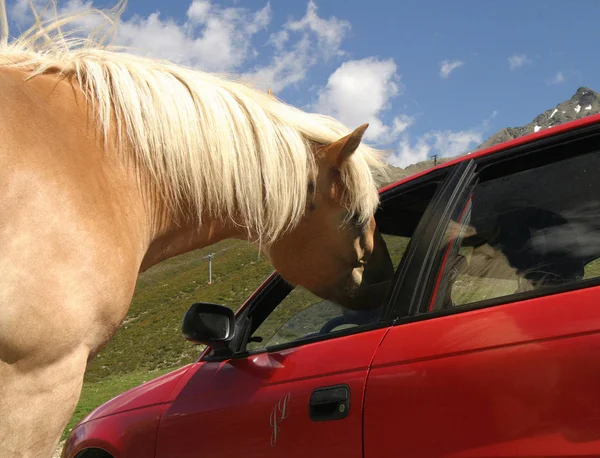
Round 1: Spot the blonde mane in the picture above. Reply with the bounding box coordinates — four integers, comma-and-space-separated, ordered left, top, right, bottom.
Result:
0, 0, 388, 245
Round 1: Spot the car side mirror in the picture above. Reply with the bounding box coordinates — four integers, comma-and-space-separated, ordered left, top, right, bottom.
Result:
182, 302, 235, 353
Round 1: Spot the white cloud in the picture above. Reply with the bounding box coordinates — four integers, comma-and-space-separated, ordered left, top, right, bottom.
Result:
282, 0, 349, 60
11, 0, 272, 73
391, 114, 414, 135
186, 0, 211, 21
508, 53, 531, 70
387, 111, 497, 168
243, 0, 351, 92
314, 57, 412, 143
440, 59, 464, 79
547, 71, 566, 85
389, 130, 482, 168
118, 2, 271, 71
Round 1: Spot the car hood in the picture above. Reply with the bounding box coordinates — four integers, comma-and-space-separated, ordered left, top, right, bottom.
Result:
78, 364, 195, 426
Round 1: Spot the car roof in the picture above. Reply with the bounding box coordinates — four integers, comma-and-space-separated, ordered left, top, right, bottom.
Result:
379, 112, 600, 193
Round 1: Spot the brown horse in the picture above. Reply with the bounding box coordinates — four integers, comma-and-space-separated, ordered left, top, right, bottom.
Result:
0, 2, 392, 456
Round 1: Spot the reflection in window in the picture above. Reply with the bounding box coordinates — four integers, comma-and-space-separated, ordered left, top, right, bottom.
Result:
436, 151, 600, 310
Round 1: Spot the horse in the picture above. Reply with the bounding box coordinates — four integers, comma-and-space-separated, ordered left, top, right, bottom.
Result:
0, 2, 393, 456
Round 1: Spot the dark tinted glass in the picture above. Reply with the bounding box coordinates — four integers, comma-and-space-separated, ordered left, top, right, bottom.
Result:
433, 150, 600, 310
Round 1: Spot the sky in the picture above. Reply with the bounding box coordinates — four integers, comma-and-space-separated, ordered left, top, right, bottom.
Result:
6, 0, 600, 167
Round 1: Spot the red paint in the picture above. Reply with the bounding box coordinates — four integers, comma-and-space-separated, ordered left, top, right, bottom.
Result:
62, 404, 164, 458
78, 365, 193, 425
63, 329, 388, 458
65, 284, 600, 457
364, 284, 600, 456
154, 329, 388, 458
62, 365, 194, 458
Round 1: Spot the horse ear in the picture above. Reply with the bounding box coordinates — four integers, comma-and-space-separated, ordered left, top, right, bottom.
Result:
325, 123, 369, 168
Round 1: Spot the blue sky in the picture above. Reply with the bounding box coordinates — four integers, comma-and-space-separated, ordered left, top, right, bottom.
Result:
7, 0, 600, 167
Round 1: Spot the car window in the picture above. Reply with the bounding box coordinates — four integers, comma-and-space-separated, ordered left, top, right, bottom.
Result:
429, 150, 600, 312
248, 289, 362, 351
246, 233, 412, 352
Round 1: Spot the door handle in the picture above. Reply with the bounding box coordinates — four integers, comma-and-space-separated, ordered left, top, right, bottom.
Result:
309, 384, 350, 421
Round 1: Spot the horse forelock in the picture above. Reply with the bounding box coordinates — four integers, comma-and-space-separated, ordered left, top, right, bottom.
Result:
0, 1, 388, 246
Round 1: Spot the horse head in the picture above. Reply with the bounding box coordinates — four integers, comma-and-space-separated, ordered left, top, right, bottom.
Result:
263, 124, 394, 312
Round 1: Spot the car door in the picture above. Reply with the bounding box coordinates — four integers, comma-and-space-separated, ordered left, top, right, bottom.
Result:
154, 284, 388, 458
364, 124, 600, 456
153, 169, 452, 458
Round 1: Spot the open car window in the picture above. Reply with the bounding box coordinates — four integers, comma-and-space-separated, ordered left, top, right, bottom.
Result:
247, 291, 379, 351
242, 177, 446, 354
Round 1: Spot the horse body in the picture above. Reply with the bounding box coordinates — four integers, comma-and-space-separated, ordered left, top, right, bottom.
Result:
0, 67, 145, 457
0, 4, 392, 456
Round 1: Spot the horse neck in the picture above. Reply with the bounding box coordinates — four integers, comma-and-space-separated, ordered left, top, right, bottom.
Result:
138, 200, 246, 273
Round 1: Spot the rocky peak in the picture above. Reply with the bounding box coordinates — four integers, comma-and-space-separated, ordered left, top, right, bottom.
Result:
572, 86, 596, 106
478, 86, 600, 150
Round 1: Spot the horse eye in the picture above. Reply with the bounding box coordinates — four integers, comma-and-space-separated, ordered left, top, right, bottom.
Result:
348, 213, 363, 228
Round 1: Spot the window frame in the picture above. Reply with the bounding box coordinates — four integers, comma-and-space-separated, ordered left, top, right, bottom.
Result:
384, 159, 479, 321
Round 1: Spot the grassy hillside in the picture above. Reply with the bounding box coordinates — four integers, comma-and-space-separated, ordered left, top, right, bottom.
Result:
85, 239, 274, 383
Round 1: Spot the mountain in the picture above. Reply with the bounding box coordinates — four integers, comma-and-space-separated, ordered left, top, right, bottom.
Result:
376, 86, 600, 187
478, 86, 600, 150
373, 156, 454, 187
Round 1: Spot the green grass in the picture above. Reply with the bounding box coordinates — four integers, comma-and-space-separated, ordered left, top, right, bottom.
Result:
85, 239, 274, 383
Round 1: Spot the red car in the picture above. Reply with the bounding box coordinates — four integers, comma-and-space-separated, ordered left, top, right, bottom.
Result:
63, 113, 600, 457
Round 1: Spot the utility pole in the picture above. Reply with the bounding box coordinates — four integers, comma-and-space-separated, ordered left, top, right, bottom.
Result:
431, 154, 438, 166
207, 253, 214, 284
